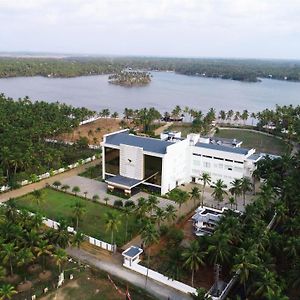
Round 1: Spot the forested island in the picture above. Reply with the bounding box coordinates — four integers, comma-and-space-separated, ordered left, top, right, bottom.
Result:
0, 56, 300, 82
108, 70, 151, 86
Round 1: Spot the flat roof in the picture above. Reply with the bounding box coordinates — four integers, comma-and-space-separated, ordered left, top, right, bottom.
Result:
106, 175, 142, 189
208, 136, 242, 146
247, 153, 262, 161
122, 246, 143, 258
105, 132, 172, 154
195, 142, 249, 155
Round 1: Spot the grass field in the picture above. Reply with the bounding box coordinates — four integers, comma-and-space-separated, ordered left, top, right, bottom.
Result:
215, 129, 290, 155
14, 188, 138, 246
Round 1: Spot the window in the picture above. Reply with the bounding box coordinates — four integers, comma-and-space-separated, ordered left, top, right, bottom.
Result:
193, 153, 202, 157
234, 161, 244, 164
214, 156, 224, 161
203, 155, 212, 158
225, 159, 233, 162
228, 167, 232, 171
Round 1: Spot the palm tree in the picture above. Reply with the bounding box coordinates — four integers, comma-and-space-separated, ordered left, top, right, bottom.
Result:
175, 192, 189, 215
227, 196, 236, 210
164, 247, 184, 281
53, 180, 61, 189
207, 232, 231, 265
71, 200, 86, 230
200, 172, 211, 207
190, 187, 201, 207
182, 240, 206, 287
136, 197, 148, 220
71, 231, 85, 264
17, 248, 34, 280
253, 269, 281, 299
147, 195, 159, 216
154, 207, 166, 229
232, 249, 258, 296
105, 211, 121, 247
0, 284, 17, 300
229, 179, 241, 209
72, 231, 85, 250
240, 177, 252, 206
30, 189, 45, 209
141, 222, 159, 285
211, 179, 228, 208
72, 186, 80, 196
52, 218, 70, 248
34, 239, 54, 271
53, 248, 67, 274
1, 243, 18, 276
165, 204, 177, 225
122, 206, 132, 242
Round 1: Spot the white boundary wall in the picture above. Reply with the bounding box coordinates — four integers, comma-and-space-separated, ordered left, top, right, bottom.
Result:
0, 155, 99, 193
42, 216, 115, 252
0, 203, 115, 253
123, 260, 197, 295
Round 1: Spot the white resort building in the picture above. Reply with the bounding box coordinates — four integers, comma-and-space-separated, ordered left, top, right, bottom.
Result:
101, 129, 264, 196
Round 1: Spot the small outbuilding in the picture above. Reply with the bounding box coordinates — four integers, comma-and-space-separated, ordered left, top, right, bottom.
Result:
122, 246, 143, 267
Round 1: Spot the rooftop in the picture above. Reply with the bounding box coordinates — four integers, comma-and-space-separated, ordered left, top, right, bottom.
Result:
105, 131, 172, 154
122, 246, 143, 258
208, 136, 242, 147
195, 142, 250, 155
106, 175, 142, 189
247, 153, 262, 161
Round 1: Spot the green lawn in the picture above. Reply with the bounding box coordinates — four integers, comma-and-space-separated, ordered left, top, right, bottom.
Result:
168, 123, 197, 137
215, 129, 290, 155
14, 188, 138, 246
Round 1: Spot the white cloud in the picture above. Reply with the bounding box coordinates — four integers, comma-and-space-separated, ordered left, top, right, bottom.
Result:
0, 0, 299, 58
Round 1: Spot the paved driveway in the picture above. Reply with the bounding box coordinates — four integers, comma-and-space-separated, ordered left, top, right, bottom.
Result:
59, 176, 178, 209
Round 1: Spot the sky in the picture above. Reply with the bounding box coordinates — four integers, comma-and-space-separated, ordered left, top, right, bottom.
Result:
1, 0, 300, 59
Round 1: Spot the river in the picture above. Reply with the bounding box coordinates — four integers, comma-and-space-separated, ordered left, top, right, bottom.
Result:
0, 72, 299, 113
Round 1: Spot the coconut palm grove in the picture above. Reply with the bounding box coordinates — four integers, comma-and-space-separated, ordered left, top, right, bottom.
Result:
0, 86, 299, 300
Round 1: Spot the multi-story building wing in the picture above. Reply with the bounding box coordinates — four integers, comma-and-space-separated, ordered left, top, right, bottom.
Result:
101, 129, 264, 196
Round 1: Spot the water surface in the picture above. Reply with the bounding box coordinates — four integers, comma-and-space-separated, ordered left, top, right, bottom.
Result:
0, 72, 299, 113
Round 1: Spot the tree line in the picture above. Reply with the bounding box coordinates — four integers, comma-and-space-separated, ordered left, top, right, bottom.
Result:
0, 94, 95, 187
0, 57, 300, 82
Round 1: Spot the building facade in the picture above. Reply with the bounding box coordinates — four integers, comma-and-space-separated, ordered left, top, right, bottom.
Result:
101, 129, 263, 195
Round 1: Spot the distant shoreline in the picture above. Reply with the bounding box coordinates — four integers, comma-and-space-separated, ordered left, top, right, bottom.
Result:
0, 56, 299, 83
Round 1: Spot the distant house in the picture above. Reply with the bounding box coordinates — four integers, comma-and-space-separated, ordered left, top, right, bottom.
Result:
192, 206, 238, 236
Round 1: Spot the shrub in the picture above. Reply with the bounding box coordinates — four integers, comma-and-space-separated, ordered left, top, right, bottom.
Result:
167, 188, 189, 202
124, 200, 135, 208
114, 200, 123, 208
